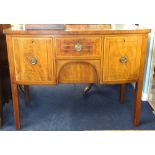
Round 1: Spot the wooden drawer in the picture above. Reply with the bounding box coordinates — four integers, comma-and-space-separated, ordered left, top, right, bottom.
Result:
12, 37, 54, 83
57, 60, 101, 83
103, 35, 142, 82
54, 36, 101, 58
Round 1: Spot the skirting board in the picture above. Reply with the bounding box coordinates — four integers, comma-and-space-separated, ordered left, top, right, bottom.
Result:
141, 92, 148, 101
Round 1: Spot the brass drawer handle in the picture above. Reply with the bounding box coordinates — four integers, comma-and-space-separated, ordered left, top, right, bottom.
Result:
120, 56, 127, 64
74, 42, 82, 52
30, 57, 37, 65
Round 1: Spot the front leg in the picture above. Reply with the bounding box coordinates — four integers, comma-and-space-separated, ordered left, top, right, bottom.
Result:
133, 81, 143, 126
11, 83, 20, 129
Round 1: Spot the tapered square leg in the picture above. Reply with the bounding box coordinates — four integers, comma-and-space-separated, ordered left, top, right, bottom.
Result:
133, 81, 143, 126
11, 83, 20, 129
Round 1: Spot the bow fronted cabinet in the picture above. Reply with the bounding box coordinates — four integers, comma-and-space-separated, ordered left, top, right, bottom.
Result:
3, 24, 151, 129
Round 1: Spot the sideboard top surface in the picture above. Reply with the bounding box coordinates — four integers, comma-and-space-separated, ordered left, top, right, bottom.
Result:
3, 24, 151, 35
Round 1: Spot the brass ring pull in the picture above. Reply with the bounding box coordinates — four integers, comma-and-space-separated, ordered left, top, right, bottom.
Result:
30, 57, 37, 65
74, 41, 82, 52
120, 56, 127, 64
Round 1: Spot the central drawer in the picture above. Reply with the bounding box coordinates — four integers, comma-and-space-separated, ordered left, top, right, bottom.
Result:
54, 36, 102, 58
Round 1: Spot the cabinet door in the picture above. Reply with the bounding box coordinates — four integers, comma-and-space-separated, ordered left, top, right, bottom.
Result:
12, 37, 54, 83
103, 36, 142, 82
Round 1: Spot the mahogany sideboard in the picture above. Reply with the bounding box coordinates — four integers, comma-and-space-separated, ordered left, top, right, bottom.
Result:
3, 24, 151, 129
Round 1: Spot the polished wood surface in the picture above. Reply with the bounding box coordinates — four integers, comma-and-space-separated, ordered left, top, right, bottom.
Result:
4, 27, 150, 35
120, 84, 126, 104
4, 24, 151, 129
